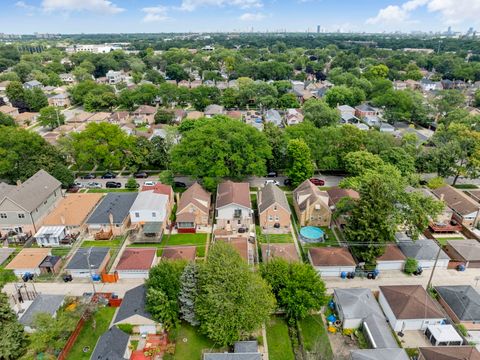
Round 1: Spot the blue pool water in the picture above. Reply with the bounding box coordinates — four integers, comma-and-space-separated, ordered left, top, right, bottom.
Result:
300, 226, 325, 243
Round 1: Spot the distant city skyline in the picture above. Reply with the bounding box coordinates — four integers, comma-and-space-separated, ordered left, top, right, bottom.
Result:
1, 0, 480, 34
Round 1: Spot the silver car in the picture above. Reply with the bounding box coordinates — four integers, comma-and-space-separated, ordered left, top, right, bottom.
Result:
86, 182, 102, 189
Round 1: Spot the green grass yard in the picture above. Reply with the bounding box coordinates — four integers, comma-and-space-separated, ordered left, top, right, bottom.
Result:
86, 188, 137, 193
173, 323, 220, 360
256, 225, 293, 243
301, 227, 339, 248
266, 316, 295, 360
298, 314, 333, 360
128, 233, 208, 257
81, 236, 124, 248
435, 237, 466, 246
68, 306, 116, 360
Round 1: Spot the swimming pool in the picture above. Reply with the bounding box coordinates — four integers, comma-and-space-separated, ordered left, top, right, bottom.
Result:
300, 226, 325, 243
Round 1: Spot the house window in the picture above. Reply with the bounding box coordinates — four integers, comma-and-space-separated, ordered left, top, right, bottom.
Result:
152, 212, 156, 218
234, 209, 242, 218
238, 220, 241, 225
273, 205, 277, 211
135, 212, 140, 218
0, 213, 6, 219
268, 215, 273, 221
275, 216, 279, 221
18, 213, 25, 219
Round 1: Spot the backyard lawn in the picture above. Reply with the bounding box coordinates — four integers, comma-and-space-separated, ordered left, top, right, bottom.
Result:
128, 233, 208, 257
266, 316, 295, 360
68, 305, 116, 360
86, 188, 137, 193
435, 237, 466, 246
81, 237, 124, 248
298, 314, 333, 360
173, 323, 219, 360
256, 226, 293, 243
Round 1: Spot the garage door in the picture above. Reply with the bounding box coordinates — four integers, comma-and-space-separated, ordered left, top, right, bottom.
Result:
117, 271, 149, 279
469, 261, 480, 268
377, 261, 404, 271
139, 325, 156, 334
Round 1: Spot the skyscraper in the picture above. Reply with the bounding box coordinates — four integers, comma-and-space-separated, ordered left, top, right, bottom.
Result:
317, 25, 321, 33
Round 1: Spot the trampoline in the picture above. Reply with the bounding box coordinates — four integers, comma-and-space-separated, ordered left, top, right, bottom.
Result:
300, 226, 325, 243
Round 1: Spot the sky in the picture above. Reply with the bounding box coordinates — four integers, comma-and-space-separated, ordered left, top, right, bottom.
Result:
1, 0, 480, 34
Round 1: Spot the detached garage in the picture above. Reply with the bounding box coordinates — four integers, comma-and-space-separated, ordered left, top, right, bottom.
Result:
308, 247, 356, 277
376, 245, 406, 271
115, 248, 157, 279
397, 238, 450, 269
444, 240, 480, 269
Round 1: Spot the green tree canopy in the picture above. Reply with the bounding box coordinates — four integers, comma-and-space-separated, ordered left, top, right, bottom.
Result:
286, 139, 314, 187
302, 99, 339, 127
38, 106, 65, 130
0, 291, 27, 359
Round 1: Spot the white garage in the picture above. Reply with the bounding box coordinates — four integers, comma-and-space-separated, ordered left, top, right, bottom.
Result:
376, 245, 406, 271
115, 248, 157, 279
397, 238, 450, 270
308, 247, 356, 278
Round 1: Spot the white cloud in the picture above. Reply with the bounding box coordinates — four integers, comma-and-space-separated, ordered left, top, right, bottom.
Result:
179, 0, 262, 11
366, 5, 409, 25
15, 1, 36, 10
142, 6, 169, 22
239, 12, 265, 21
42, 0, 124, 14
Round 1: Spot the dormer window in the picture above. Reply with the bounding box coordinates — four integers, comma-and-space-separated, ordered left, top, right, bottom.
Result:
234, 209, 242, 218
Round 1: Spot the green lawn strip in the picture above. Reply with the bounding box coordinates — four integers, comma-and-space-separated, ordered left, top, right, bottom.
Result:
173, 323, 221, 360
127, 233, 208, 257
298, 314, 333, 360
266, 316, 295, 360
436, 237, 466, 246
86, 188, 138, 193
81, 236, 124, 248
256, 225, 293, 244
68, 306, 116, 360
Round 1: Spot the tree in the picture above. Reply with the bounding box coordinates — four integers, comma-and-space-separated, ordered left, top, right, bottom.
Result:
435, 90, 465, 116
179, 263, 199, 326
286, 139, 314, 187
196, 243, 275, 346
0, 291, 27, 359
190, 85, 221, 111
344, 151, 384, 176
302, 99, 339, 127
158, 170, 174, 185
365, 64, 389, 79
264, 122, 288, 172
278, 93, 300, 109
125, 177, 138, 189
166, 64, 189, 83
147, 136, 170, 169
325, 86, 364, 107
171, 116, 271, 191
261, 259, 327, 323
146, 260, 187, 330
38, 106, 65, 130
84, 91, 117, 112
24, 88, 48, 112
0, 112, 15, 126
155, 109, 175, 124
404, 258, 419, 274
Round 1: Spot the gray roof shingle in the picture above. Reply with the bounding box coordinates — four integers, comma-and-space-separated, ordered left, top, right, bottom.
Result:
114, 285, 152, 323
436, 285, 480, 321
398, 239, 450, 261
66, 247, 109, 270
86, 193, 137, 225
258, 184, 290, 214
91, 326, 129, 360
351, 349, 409, 360
19, 294, 64, 326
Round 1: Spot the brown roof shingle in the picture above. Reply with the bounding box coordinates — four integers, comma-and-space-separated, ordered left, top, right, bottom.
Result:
309, 247, 356, 266
219, 238, 249, 262
326, 187, 359, 206
216, 181, 251, 209
162, 246, 196, 261
42, 193, 103, 226
261, 243, 300, 263
419, 347, 480, 360
116, 248, 156, 270
5, 248, 51, 270
379, 285, 445, 319
432, 185, 480, 216
177, 182, 210, 215
293, 180, 329, 211
377, 245, 406, 261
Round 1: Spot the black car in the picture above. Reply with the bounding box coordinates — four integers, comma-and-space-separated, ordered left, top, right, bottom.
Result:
174, 181, 187, 188
284, 178, 292, 186
267, 171, 278, 177
82, 173, 96, 179
106, 181, 122, 188
134, 172, 148, 178
101, 172, 117, 179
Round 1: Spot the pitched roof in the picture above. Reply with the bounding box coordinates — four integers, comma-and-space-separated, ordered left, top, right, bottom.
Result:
116, 248, 156, 271
129, 190, 169, 219
261, 243, 300, 263
162, 246, 196, 261
377, 245, 406, 261
204, 104, 224, 115
86, 193, 137, 225
216, 181, 251, 209
19, 294, 64, 326
436, 285, 480, 321
141, 183, 173, 197
309, 247, 356, 266
219, 238, 249, 262
418, 347, 480, 360
445, 239, 480, 261
432, 185, 480, 216
91, 326, 130, 360
114, 285, 152, 323
334, 288, 384, 320
397, 239, 450, 261
177, 182, 211, 215
363, 312, 400, 349
0, 170, 61, 212
293, 180, 329, 211
355, 104, 377, 112
42, 193, 103, 226
0, 105, 18, 114
39, 255, 61, 268
350, 349, 409, 360
258, 184, 290, 214
5, 248, 50, 270
379, 285, 445, 319
65, 247, 109, 270
326, 187, 359, 207
0, 248, 15, 266
134, 105, 156, 115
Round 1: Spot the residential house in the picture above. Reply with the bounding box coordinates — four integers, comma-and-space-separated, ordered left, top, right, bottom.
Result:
376, 245, 406, 271
5, 248, 51, 276
91, 326, 131, 360
432, 185, 480, 228
19, 294, 65, 332
59, 73, 75, 84
285, 108, 304, 125
339, 105, 360, 125
162, 246, 196, 261
173, 109, 187, 123
86, 193, 138, 237
226, 110, 242, 120
418, 347, 480, 360
41, 131, 61, 145
204, 341, 261, 360
215, 181, 252, 234
378, 285, 445, 331
396, 235, 450, 269
338, 105, 356, 117
109, 111, 130, 125
42, 193, 103, 233
23, 80, 42, 90
106, 70, 124, 84
308, 247, 356, 277
47, 93, 70, 108
257, 184, 291, 233
176, 182, 211, 233
115, 248, 157, 279
444, 240, 480, 268
293, 180, 331, 227
0, 170, 62, 234
355, 104, 378, 118
14, 112, 38, 127
87, 112, 111, 123
265, 109, 283, 126
186, 111, 204, 120
393, 80, 408, 91
113, 284, 158, 334
436, 285, 480, 330
420, 78, 441, 92
65, 247, 110, 278
326, 187, 359, 227
0, 105, 19, 117
261, 243, 300, 263
129, 189, 170, 229
350, 349, 409, 360
132, 105, 156, 124
67, 112, 92, 123
204, 104, 225, 117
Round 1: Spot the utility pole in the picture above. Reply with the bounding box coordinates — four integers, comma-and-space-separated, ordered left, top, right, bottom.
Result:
426, 244, 442, 290
86, 247, 97, 294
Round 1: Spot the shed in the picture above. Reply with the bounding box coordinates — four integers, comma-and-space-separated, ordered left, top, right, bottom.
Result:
435, 285, 480, 330
418, 346, 480, 360
308, 247, 356, 277
162, 246, 196, 262
34, 226, 67, 247
334, 288, 384, 329
425, 324, 463, 346
91, 326, 131, 360
261, 243, 300, 263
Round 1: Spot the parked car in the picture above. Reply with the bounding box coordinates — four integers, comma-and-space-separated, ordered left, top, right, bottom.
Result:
66, 185, 80, 193
174, 181, 187, 188
134, 171, 148, 178
106, 181, 122, 188
101, 172, 117, 179
309, 178, 325, 186
82, 173, 96, 179
267, 171, 278, 177
74, 182, 84, 188
144, 181, 157, 186
86, 182, 102, 189
283, 178, 292, 186
265, 179, 280, 186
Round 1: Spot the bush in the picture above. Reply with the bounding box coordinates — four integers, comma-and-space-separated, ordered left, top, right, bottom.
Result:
117, 323, 133, 334
158, 170, 174, 185
404, 257, 419, 274
125, 177, 138, 189
457, 324, 468, 337
427, 177, 446, 189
